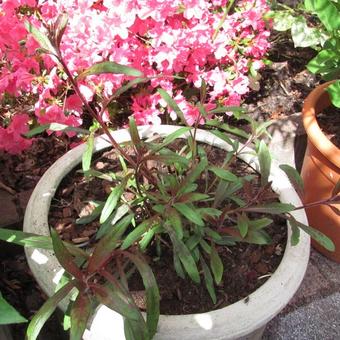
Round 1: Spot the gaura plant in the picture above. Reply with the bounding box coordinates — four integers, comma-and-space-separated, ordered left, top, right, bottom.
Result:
0, 13, 339, 340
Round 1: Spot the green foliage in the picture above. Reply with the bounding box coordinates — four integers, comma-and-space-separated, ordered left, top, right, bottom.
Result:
0, 292, 27, 325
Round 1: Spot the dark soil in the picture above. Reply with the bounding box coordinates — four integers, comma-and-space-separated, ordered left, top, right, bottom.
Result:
317, 106, 340, 148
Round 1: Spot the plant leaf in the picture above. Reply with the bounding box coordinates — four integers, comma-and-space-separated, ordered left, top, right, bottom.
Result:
128, 116, 143, 152
151, 127, 191, 152
78, 61, 143, 79
244, 202, 295, 214
100, 177, 129, 224
54, 13, 69, 48
26, 282, 74, 340
51, 229, 83, 280
25, 123, 90, 138
121, 216, 159, 250
327, 80, 340, 108
257, 140, 271, 186
237, 213, 249, 238
245, 230, 271, 244
0, 292, 27, 325
167, 208, 184, 239
173, 203, 205, 226
158, 88, 188, 125
87, 214, 133, 274
70, 293, 92, 340
209, 166, 238, 182
82, 133, 94, 173
24, 21, 56, 54
279, 164, 304, 196
210, 244, 223, 284
200, 256, 217, 304
124, 252, 160, 337
289, 216, 335, 251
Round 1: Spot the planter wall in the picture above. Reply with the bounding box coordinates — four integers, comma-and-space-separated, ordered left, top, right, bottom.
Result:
301, 82, 340, 262
23, 126, 310, 340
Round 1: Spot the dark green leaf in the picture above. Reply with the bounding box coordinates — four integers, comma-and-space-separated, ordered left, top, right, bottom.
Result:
249, 218, 273, 230
27, 282, 74, 340
200, 256, 216, 304
210, 244, 223, 284
51, 229, 83, 280
70, 294, 92, 340
167, 208, 184, 239
76, 201, 104, 225
205, 228, 222, 241
206, 120, 248, 139
124, 252, 160, 337
173, 203, 205, 226
128, 117, 143, 151
166, 228, 200, 283
288, 217, 301, 246
289, 216, 335, 251
151, 127, 191, 152
78, 61, 143, 79
208, 106, 246, 115
244, 203, 295, 214
173, 252, 185, 279
245, 230, 271, 245
82, 133, 94, 173
279, 164, 304, 196
0, 292, 27, 325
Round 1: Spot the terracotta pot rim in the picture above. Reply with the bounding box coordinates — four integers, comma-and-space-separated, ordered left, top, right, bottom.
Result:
302, 81, 340, 169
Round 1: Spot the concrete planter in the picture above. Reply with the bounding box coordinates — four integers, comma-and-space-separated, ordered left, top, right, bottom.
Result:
24, 126, 310, 340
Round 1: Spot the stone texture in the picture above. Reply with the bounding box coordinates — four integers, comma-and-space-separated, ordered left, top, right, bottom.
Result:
263, 293, 340, 340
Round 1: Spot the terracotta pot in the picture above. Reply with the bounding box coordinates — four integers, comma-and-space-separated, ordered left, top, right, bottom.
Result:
301, 81, 340, 262
24, 126, 310, 340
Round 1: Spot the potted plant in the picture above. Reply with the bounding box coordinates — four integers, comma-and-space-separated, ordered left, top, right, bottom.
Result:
0, 2, 338, 340
298, 0, 340, 262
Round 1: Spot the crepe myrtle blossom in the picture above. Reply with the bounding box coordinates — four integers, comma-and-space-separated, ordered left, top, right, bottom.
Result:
0, 0, 271, 153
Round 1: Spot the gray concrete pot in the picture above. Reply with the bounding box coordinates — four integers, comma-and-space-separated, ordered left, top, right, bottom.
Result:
23, 125, 310, 340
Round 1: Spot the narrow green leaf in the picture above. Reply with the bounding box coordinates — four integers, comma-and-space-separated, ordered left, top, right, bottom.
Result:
54, 13, 69, 47
151, 127, 191, 152
110, 77, 148, 99
0, 292, 27, 325
173, 203, 205, 227
257, 140, 271, 186
166, 227, 200, 283
70, 294, 92, 340
210, 244, 223, 285
25, 123, 90, 138
92, 284, 142, 321
279, 164, 304, 196
158, 88, 188, 125
145, 153, 189, 166
244, 202, 295, 214
121, 216, 159, 250
209, 166, 238, 182
249, 218, 273, 230
139, 228, 155, 251
82, 133, 94, 173
24, 21, 56, 54
245, 230, 271, 245
179, 192, 210, 203
288, 217, 301, 246
205, 228, 222, 241
0, 228, 88, 259
76, 201, 104, 225
327, 81, 340, 108
167, 208, 184, 239
87, 214, 133, 274
208, 106, 246, 115
124, 252, 160, 337
199, 208, 222, 219
51, 229, 83, 280
128, 116, 143, 151
173, 252, 185, 279
206, 120, 249, 139
100, 177, 129, 224
200, 256, 217, 304
237, 213, 249, 238
289, 216, 335, 251
26, 282, 74, 340
78, 61, 143, 79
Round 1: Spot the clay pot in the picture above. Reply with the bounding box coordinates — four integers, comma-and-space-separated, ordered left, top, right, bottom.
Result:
301, 81, 340, 262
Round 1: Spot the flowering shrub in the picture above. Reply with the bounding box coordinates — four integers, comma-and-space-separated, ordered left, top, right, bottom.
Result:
0, 0, 271, 154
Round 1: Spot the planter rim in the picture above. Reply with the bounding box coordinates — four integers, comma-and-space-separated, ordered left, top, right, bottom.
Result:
302, 81, 340, 169
23, 125, 310, 340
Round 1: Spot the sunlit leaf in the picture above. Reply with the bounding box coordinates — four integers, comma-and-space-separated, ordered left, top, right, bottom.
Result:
257, 140, 271, 186
0, 292, 27, 325
82, 133, 94, 173
78, 61, 143, 80
209, 166, 238, 182
26, 282, 74, 340
24, 21, 56, 54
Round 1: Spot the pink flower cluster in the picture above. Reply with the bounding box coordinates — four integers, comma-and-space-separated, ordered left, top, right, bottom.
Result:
0, 0, 271, 153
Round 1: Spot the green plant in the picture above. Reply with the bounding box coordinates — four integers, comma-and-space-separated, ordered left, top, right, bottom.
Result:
269, 0, 340, 107
0, 12, 339, 340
